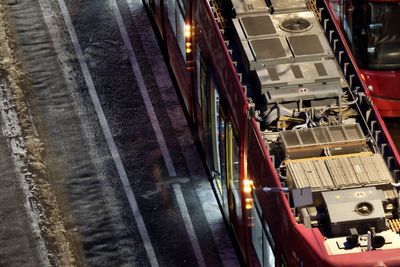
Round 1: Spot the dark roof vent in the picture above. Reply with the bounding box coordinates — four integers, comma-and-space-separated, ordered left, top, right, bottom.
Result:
280, 17, 312, 33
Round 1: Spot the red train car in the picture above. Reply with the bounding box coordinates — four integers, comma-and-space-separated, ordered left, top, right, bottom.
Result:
325, 0, 400, 117
143, 0, 400, 266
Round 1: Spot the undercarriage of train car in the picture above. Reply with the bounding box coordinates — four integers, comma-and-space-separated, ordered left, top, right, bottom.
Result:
224, 0, 400, 255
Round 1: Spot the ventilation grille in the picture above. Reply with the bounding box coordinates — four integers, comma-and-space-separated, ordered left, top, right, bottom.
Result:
280, 17, 312, 33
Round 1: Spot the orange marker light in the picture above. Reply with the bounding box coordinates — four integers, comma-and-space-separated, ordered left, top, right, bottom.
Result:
245, 198, 253, 209
243, 179, 254, 193
185, 24, 191, 38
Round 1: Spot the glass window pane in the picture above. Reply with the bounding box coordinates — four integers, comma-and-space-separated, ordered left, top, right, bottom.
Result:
232, 132, 241, 218
176, 11, 186, 61
167, 0, 176, 35
251, 205, 263, 263
263, 223, 275, 266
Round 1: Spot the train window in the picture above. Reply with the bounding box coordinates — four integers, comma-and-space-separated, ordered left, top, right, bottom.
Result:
177, 0, 185, 10
210, 81, 229, 212
198, 62, 213, 167
196, 46, 201, 106
166, 0, 176, 35
211, 78, 220, 173
251, 205, 264, 265
365, 3, 400, 70
227, 122, 241, 220
263, 223, 275, 266
342, 0, 354, 43
176, 8, 186, 61
218, 109, 226, 184
219, 110, 228, 214
252, 197, 276, 267
200, 62, 209, 129
166, 0, 186, 61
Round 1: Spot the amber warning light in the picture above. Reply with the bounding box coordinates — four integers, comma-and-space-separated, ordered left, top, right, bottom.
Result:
185, 24, 192, 54
243, 179, 254, 193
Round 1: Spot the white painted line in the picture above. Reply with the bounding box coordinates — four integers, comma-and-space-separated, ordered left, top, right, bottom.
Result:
111, 0, 176, 178
114, 4, 208, 265
173, 184, 207, 267
124, 3, 240, 266
56, 1, 159, 266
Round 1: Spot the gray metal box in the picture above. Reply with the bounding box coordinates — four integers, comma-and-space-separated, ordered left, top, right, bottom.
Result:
322, 187, 386, 236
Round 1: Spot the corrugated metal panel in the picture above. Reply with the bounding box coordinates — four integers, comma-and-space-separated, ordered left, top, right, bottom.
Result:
349, 156, 370, 184
342, 158, 360, 185
314, 160, 334, 188
303, 161, 321, 188
363, 154, 392, 184
325, 158, 346, 187
287, 153, 393, 191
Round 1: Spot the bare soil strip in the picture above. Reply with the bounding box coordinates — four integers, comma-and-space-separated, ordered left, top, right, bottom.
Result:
0, 1, 75, 266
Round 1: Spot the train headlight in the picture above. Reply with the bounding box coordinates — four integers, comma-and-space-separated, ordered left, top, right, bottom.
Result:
368, 85, 374, 91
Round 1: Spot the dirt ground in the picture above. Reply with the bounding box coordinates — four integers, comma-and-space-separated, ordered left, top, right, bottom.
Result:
0, 1, 77, 265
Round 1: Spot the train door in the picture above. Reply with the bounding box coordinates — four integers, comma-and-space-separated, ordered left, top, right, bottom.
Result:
198, 60, 235, 221
210, 81, 229, 216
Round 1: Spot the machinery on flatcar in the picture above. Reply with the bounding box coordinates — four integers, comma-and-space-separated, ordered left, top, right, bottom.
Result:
143, 0, 400, 266
325, 0, 400, 117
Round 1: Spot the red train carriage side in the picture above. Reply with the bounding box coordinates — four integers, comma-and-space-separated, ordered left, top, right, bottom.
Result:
324, 0, 400, 117
143, 0, 400, 266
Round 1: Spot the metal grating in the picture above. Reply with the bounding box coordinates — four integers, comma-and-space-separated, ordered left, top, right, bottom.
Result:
280, 17, 312, 33
389, 219, 400, 233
